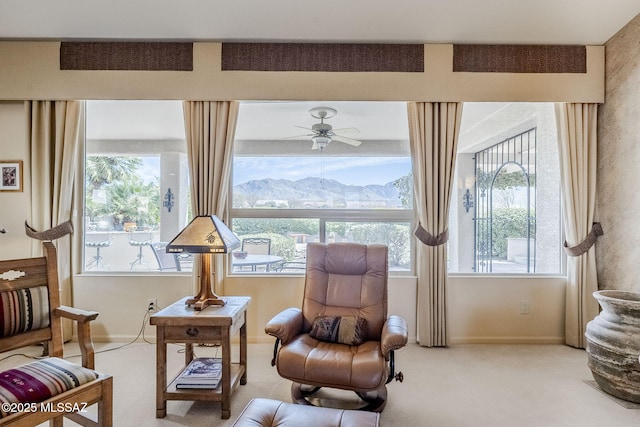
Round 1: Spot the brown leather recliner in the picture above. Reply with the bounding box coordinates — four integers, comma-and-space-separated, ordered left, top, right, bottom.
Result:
265, 242, 408, 412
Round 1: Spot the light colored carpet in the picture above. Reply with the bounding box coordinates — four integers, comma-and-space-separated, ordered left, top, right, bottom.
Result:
3, 341, 640, 426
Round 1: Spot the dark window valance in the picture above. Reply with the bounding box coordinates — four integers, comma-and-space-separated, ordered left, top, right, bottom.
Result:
453, 44, 586, 73
60, 42, 193, 71
221, 43, 424, 72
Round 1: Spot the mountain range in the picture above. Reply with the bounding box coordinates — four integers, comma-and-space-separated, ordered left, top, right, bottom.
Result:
233, 177, 403, 209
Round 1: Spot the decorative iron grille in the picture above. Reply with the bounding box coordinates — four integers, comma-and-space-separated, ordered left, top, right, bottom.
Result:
474, 128, 537, 273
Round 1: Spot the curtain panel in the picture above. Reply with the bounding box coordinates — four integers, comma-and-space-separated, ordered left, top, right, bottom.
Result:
555, 103, 600, 348
408, 102, 463, 347
25, 100, 84, 339
182, 101, 239, 295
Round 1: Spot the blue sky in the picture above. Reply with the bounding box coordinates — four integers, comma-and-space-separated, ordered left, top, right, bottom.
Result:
233, 157, 411, 186
137, 156, 412, 187
140, 157, 160, 184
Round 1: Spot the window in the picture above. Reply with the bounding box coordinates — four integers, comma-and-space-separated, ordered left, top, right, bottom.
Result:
83, 101, 192, 272
230, 101, 413, 274
448, 103, 563, 274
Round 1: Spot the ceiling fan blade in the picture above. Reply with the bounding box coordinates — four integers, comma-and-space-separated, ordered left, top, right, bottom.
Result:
277, 133, 314, 140
331, 127, 360, 135
332, 135, 362, 146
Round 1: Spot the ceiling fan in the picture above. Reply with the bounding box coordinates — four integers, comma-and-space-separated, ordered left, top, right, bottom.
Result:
291, 107, 363, 151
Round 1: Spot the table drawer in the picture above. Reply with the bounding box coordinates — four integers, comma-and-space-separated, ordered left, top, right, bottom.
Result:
163, 326, 222, 341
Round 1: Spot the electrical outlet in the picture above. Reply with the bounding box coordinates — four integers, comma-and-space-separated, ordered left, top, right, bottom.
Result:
147, 298, 158, 312
520, 299, 529, 314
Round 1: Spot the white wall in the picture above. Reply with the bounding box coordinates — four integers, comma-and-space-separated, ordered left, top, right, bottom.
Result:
72, 273, 193, 342
448, 276, 565, 344
71, 269, 565, 344
71, 273, 419, 343
0, 102, 31, 259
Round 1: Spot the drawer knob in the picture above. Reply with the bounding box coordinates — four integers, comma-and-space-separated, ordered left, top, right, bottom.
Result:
186, 327, 199, 337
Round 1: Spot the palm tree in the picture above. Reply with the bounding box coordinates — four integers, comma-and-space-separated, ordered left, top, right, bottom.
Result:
86, 156, 142, 189
107, 175, 160, 229
85, 156, 159, 230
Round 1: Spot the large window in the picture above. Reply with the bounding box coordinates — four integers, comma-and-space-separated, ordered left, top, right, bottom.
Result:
81, 101, 562, 276
448, 103, 563, 274
230, 101, 413, 274
83, 101, 191, 272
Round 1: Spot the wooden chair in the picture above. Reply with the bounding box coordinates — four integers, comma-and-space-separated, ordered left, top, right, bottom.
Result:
0, 241, 113, 426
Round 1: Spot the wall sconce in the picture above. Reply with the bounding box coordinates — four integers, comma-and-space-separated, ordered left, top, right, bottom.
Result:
463, 189, 474, 213
163, 188, 175, 212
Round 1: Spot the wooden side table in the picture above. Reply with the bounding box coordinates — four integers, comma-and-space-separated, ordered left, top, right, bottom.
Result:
150, 296, 250, 419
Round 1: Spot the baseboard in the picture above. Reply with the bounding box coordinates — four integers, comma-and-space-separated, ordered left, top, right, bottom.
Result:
92, 334, 282, 344
450, 336, 565, 345
93, 334, 418, 345
93, 335, 151, 343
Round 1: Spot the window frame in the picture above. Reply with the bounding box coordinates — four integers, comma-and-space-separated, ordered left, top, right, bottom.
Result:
229, 209, 416, 276
81, 100, 190, 274
448, 102, 566, 277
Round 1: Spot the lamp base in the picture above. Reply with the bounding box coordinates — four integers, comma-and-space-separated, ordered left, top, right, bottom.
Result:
186, 252, 227, 310
185, 295, 226, 311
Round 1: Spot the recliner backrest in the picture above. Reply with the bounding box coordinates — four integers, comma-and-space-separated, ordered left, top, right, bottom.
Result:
302, 242, 388, 340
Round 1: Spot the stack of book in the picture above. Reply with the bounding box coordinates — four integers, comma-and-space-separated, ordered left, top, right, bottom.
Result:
175, 357, 222, 389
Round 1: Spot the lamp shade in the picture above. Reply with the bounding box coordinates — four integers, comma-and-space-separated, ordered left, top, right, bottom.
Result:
166, 215, 240, 254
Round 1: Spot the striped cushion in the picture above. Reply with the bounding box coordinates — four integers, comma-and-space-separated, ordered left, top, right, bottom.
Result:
0, 286, 50, 337
0, 357, 98, 418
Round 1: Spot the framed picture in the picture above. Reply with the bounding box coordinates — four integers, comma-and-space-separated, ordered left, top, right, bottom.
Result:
0, 160, 23, 192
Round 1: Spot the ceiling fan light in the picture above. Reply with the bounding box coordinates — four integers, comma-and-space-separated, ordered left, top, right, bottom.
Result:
312, 135, 331, 148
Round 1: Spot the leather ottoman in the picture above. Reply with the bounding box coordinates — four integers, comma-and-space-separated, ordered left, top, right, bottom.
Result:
232, 398, 380, 427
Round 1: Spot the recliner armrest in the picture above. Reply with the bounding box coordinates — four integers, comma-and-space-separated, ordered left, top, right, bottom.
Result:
380, 315, 408, 359
53, 305, 99, 369
265, 307, 303, 345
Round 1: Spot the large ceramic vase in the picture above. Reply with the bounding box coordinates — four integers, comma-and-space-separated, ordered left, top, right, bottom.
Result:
585, 290, 640, 403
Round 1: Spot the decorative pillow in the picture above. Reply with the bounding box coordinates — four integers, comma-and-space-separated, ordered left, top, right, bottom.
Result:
309, 315, 367, 346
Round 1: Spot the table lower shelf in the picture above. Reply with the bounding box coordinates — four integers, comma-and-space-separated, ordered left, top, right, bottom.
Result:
164, 363, 246, 401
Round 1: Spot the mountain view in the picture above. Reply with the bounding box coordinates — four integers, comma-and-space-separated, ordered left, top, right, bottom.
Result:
233, 176, 404, 209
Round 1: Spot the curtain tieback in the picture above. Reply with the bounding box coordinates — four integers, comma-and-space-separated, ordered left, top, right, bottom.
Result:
415, 223, 449, 246
563, 222, 603, 257
25, 220, 74, 241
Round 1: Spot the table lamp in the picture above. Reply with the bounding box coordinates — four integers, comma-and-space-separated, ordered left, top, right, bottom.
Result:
166, 215, 240, 310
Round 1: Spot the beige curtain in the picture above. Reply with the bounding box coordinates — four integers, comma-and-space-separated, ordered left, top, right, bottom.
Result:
182, 101, 239, 295
26, 100, 84, 338
555, 103, 600, 349
408, 102, 463, 347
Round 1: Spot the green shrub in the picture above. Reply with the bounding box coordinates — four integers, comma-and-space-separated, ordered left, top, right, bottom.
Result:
477, 207, 535, 259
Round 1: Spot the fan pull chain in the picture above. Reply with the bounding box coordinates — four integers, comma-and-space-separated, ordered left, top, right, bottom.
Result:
320, 150, 325, 189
